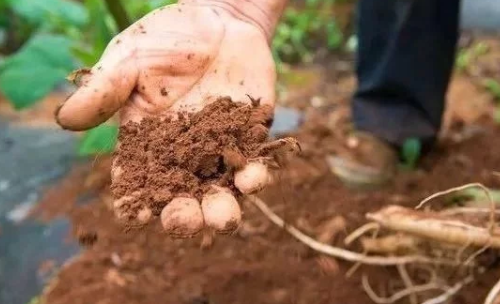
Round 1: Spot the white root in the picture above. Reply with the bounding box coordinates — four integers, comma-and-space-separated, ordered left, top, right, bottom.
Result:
344, 222, 380, 246
362, 274, 443, 304
247, 195, 460, 266
367, 205, 500, 249
415, 183, 496, 232
441, 207, 500, 217
464, 242, 491, 266
347, 222, 382, 277
422, 274, 476, 304
361, 234, 421, 254
249, 183, 498, 304
397, 264, 418, 304
484, 276, 500, 304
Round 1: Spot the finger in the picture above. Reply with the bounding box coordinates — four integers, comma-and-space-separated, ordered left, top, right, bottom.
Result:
56, 39, 138, 131
201, 188, 241, 234
113, 191, 152, 224
234, 162, 272, 194
161, 197, 204, 238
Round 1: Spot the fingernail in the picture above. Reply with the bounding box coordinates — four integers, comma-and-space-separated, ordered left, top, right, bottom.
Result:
66, 68, 92, 87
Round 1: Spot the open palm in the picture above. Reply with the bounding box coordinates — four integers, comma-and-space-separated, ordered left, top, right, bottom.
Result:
56, 2, 277, 236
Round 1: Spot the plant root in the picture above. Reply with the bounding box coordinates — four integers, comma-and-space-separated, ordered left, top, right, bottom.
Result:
397, 264, 418, 304
249, 181, 500, 304
247, 195, 460, 266
367, 205, 500, 249
415, 183, 496, 233
344, 222, 380, 246
422, 273, 477, 304
362, 274, 443, 304
360, 234, 421, 255
485, 275, 500, 304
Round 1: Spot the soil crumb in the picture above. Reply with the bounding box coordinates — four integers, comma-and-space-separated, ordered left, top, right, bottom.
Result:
77, 230, 98, 247
112, 97, 274, 221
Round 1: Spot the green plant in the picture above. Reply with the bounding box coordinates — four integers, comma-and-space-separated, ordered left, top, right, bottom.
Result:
485, 78, 500, 124
484, 78, 500, 100
77, 124, 119, 156
0, 34, 74, 109
400, 138, 421, 170
0, 0, 174, 156
26, 296, 39, 304
0, 0, 91, 109
272, 0, 343, 65
455, 41, 489, 71
1, 0, 343, 156
445, 187, 500, 207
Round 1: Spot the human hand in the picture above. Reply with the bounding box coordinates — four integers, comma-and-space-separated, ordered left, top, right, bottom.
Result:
56, 0, 281, 236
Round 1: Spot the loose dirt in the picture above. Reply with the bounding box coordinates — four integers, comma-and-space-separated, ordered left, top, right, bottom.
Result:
34, 50, 500, 303
37, 115, 500, 304
112, 97, 274, 222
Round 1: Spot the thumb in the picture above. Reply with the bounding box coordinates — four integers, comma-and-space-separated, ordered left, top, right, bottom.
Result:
56, 46, 138, 131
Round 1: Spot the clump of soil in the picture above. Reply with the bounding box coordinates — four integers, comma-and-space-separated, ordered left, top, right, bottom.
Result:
112, 97, 274, 220
77, 230, 98, 247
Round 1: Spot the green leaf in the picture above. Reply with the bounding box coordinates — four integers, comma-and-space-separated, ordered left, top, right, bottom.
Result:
472, 42, 489, 56
78, 0, 116, 65
484, 78, 500, 100
326, 21, 343, 49
78, 124, 119, 156
71, 46, 100, 66
455, 49, 470, 71
27, 296, 40, 304
445, 187, 500, 207
7, 0, 45, 23
7, 0, 88, 26
126, 0, 177, 19
0, 34, 74, 109
150, 0, 178, 8
494, 107, 500, 125
60, 0, 89, 26
400, 138, 421, 169
0, 63, 67, 109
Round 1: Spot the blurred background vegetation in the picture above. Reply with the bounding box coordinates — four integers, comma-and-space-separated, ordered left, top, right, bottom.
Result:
0, 0, 353, 155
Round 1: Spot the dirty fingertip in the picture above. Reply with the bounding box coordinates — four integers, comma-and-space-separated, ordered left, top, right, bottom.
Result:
161, 197, 204, 238
201, 190, 241, 234
234, 162, 271, 194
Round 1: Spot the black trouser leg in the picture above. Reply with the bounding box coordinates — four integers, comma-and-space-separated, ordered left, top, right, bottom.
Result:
352, 0, 460, 148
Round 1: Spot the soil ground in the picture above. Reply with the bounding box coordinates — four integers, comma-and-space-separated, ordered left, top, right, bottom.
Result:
39, 120, 500, 304
5, 36, 500, 304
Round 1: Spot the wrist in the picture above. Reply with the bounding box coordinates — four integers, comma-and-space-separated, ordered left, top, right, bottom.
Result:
180, 0, 287, 42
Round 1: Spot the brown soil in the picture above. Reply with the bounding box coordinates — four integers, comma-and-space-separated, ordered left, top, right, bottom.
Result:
33, 49, 500, 303
38, 115, 500, 304
112, 97, 274, 222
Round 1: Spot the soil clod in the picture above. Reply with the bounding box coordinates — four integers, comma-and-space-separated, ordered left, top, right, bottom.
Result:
111, 98, 291, 226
